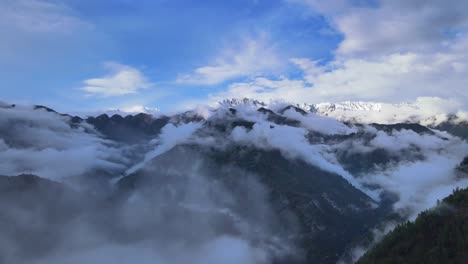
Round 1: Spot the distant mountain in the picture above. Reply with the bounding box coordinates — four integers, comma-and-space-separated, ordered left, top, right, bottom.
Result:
220, 98, 267, 108
357, 185, 468, 264
435, 120, 468, 140
309, 101, 386, 113
299, 101, 467, 129
86, 113, 169, 143
218, 98, 468, 138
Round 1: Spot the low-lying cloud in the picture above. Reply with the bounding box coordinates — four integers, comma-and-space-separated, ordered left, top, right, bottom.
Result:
0, 148, 297, 264
2, 100, 467, 264
0, 106, 125, 180
125, 122, 203, 175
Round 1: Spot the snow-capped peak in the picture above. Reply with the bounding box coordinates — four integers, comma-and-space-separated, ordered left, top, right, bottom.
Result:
75, 105, 160, 118
219, 98, 267, 108
217, 98, 465, 125
103, 105, 160, 116
295, 100, 461, 125
315, 101, 384, 113
296, 101, 418, 115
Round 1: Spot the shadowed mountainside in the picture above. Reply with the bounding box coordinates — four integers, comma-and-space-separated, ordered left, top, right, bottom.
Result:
357, 185, 468, 264
119, 145, 391, 264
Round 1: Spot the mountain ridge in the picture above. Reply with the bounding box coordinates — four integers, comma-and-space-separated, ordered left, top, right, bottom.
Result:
1, 99, 467, 263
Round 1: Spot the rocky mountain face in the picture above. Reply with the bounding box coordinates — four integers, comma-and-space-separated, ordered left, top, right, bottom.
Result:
0, 100, 467, 264
118, 144, 390, 264
435, 120, 468, 140
86, 113, 169, 143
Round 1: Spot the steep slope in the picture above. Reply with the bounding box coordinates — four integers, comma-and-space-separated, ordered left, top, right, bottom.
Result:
0, 175, 84, 263
435, 120, 468, 140
119, 144, 390, 264
114, 101, 466, 263
208, 146, 389, 263
357, 186, 468, 264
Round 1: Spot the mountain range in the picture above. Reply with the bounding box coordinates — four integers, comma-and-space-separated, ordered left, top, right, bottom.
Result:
0, 99, 467, 264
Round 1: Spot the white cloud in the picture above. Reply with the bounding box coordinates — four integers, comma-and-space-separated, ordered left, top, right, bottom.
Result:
289, 58, 324, 83
81, 63, 153, 97
336, 1, 468, 56
282, 108, 356, 135
212, 47, 468, 105
0, 0, 88, 33
209, 77, 311, 104
366, 154, 468, 219
230, 122, 376, 199
0, 106, 125, 180
1, 131, 292, 264
176, 37, 280, 85
125, 122, 203, 174
206, 0, 468, 113
298, 51, 468, 103
0, 0, 93, 68
102, 105, 160, 116
330, 123, 468, 219
295, 0, 468, 56
119, 105, 157, 113
210, 37, 467, 114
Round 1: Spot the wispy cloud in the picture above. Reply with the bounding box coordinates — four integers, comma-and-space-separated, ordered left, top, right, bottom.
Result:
294, 0, 468, 56
0, 105, 125, 180
0, 0, 88, 33
81, 62, 153, 97
204, 0, 468, 111
292, 51, 468, 103
176, 37, 280, 85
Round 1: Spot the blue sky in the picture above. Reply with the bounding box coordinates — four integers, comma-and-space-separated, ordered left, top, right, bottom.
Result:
1, 0, 467, 113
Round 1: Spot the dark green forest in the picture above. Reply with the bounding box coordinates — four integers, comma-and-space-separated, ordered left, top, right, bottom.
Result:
357, 187, 468, 264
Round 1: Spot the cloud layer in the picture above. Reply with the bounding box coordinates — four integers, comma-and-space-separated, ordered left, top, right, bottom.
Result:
0, 105, 125, 180
208, 102, 468, 218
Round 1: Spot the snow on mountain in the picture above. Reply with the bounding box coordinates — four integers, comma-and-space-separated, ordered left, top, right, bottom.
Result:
219, 98, 466, 126
308, 100, 466, 125
104, 105, 160, 116
314, 101, 385, 113
73, 105, 161, 118
313, 98, 468, 126
219, 98, 267, 109
301, 101, 423, 124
